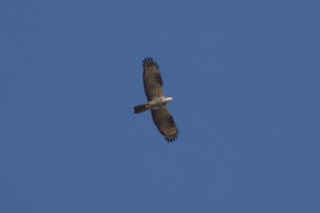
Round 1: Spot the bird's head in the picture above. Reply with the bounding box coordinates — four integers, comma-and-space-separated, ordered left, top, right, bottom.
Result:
165, 97, 173, 103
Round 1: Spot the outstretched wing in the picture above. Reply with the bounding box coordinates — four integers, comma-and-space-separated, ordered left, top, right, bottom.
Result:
143, 57, 163, 101
151, 108, 178, 142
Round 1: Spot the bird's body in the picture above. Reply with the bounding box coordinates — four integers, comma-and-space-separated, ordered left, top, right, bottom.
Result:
148, 97, 173, 109
133, 57, 178, 142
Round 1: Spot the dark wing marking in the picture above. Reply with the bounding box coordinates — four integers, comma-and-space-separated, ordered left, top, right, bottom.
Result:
143, 57, 163, 101
151, 107, 178, 142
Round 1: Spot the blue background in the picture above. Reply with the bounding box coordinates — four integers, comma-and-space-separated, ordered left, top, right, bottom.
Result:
1, 1, 319, 212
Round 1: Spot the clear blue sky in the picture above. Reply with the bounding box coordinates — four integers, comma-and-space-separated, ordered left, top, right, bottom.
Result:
1, 1, 319, 212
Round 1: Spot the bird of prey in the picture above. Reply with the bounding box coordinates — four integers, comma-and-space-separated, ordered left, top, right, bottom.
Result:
133, 57, 179, 142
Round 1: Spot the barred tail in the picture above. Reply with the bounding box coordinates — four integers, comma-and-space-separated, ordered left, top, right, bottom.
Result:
133, 104, 148, 114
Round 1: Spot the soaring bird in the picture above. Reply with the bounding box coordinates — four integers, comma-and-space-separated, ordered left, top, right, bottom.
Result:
133, 57, 179, 142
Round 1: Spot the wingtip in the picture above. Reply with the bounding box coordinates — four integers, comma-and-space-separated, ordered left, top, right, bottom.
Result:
142, 57, 156, 66
165, 137, 177, 143
143, 57, 153, 61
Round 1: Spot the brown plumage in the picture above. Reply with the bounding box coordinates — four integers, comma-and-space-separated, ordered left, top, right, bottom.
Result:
133, 57, 179, 142
143, 58, 163, 101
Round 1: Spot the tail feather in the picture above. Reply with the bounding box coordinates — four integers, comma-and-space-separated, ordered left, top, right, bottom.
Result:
134, 104, 148, 114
